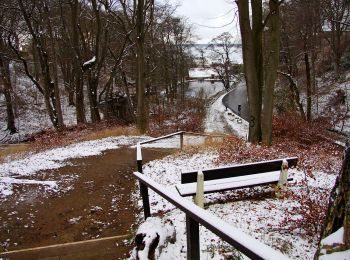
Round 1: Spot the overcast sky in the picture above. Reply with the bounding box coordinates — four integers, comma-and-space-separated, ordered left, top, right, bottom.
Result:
165, 0, 240, 44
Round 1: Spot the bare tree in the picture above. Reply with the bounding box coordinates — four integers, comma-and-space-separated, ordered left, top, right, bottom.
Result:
321, 0, 350, 76
208, 32, 237, 91
9, 0, 64, 129
119, 0, 154, 133
0, 2, 17, 134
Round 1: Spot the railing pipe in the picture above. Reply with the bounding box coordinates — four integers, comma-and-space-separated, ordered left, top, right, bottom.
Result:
139, 131, 185, 145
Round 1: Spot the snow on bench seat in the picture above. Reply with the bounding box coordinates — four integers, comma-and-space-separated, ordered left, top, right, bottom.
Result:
176, 171, 293, 197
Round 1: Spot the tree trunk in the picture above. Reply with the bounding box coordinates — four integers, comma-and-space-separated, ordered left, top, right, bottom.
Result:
0, 53, 17, 134
315, 145, 350, 258
136, 0, 147, 133
70, 0, 86, 124
237, 0, 262, 143
262, 0, 281, 145
304, 52, 312, 122
44, 3, 64, 129
87, 72, 101, 123
279, 71, 306, 120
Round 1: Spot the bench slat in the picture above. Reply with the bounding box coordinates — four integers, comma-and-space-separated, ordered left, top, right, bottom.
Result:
181, 157, 298, 184
176, 171, 293, 197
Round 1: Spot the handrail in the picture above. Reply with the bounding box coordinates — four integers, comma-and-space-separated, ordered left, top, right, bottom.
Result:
134, 171, 289, 260
136, 131, 228, 218
139, 131, 185, 145
184, 131, 227, 138
136, 131, 185, 219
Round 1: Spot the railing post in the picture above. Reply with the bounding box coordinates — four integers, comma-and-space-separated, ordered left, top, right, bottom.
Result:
276, 159, 288, 198
186, 215, 200, 260
180, 132, 184, 150
137, 143, 151, 219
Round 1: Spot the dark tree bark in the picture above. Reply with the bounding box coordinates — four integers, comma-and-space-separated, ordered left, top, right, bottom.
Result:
70, 0, 86, 124
304, 52, 312, 122
262, 0, 281, 145
0, 49, 16, 134
136, 0, 148, 133
43, 2, 64, 129
237, 0, 262, 143
315, 145, 350, 258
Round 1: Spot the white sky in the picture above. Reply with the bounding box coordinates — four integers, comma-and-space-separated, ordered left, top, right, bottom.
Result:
164, 0, 240, 44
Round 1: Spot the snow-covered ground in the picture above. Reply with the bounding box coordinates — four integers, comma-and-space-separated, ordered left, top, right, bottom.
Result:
205, 91, 248, 138
137, 147, 339, 259
185, 81, 225, 99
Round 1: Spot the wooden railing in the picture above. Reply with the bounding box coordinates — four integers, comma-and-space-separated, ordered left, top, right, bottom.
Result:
136, 131, 185, 218
134, 172, 289, 260
134, 131, 290, 260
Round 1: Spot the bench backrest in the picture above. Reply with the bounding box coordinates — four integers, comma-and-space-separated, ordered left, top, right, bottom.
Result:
181, 157, 298, 184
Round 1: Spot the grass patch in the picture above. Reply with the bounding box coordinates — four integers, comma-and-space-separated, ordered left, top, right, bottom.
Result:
0, 144, 30, 162
83, 126, 140, 141
181, 134, 227, 155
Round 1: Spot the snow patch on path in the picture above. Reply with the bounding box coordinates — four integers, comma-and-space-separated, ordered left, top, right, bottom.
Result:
0, 135, 150, 197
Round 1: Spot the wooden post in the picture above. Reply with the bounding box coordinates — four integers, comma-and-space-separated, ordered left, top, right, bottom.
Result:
194, 170, 204, 208
180, 132, 184, 150
186, 215, 200, 260
137, 143, 151, 219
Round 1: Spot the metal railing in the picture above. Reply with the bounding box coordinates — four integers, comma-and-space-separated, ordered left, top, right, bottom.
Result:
134, 131, 290, 260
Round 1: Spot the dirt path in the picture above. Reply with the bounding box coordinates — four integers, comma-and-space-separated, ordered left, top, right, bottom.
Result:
0, 147, 174, 259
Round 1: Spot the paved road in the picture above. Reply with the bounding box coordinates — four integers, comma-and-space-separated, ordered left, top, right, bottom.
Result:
222, 82, 249, 121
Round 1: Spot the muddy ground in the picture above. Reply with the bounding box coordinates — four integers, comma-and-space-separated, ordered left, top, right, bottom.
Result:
0, 147, 174, 259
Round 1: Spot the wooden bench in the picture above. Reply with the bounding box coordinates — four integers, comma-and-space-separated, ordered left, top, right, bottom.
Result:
176, 157, 298, 197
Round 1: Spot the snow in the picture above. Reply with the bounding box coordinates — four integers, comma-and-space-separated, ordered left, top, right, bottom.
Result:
83, 56, 96, 66
189, 68, 217, 78
320, 249, 350, 260
205, 91, 248, 138
186, 81, 225, 99
321, 227, 344, 246
130, 217, 176, 259
68, 216, 82, 224
176, 171, 286, 196
319, 227, 350, 259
